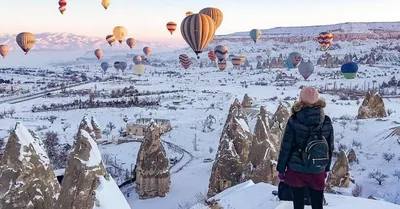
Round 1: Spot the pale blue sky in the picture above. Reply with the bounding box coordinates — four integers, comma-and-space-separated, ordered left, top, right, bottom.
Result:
3, 0, 400, 43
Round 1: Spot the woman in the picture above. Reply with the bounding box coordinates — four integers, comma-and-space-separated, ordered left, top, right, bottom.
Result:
277, 87, 334, 209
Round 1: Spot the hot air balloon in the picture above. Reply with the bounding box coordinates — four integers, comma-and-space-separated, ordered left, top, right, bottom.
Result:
228, 54, 235, 61
239, 55, 246, 64
101, 62, 109, 73
208, 51, 216, 62
143, 47, 152, 56
106, 35, 116, 46
133, 55, 142, 64
341, 62, 358, 79
119, 62, 127, 72
199, 7, 223, 29
256, 55, 263, 62
126, 38, 136, 49
317, 32, 334, 51
101, 0, 110, 10
186, 11, 193, 16
284, 59, 295, 69
231, 57, 242, 69
214, 45, 228, 61
181, 14, 216, 59
94, 49, 103, 59
179, 54, 191, 69
166, 21, 177, 35
134, 64, 145, 75
217, 60, 227, 71
0, 45, 10, 58
288, 52, 302, 68
114, 61, 120, 70
58, 0, 67, 14
16, 32, 35, 55
113, 26, 128, 44
298, 61, 315, 80
250, 29, 262, 43
265, 49, 272, 57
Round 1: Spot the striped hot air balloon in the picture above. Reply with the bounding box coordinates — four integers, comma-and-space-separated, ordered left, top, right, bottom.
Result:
208, 51, 216, 62
166, 21, 177, 35
214, 45, 228, 61
217, 60, 227, 71
341, 62, 358, 79
106, 35, 116, 46
0, 45, 10, 58
16, 32, 35, 55
179, 54, 191, 69
185, 11, 193, 16
181, 14, 216, 59
231, 57, 242, 69
317, 32, 334, 51
199, 7, 223, 29
58, 0, 67, 14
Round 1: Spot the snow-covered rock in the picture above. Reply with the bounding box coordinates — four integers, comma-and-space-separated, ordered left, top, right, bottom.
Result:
326, 151, 351, 191
91, 116, 102, 139
357, 92, 387, 119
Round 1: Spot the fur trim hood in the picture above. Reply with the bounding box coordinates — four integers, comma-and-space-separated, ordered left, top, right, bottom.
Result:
291, 99, 326, 113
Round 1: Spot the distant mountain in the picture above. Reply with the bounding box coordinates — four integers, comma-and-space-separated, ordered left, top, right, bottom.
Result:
214, 22, 400, 44
0, 32, 182, 52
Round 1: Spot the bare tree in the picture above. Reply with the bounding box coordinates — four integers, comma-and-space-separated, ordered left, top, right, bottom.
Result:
369, 170, 389, 185
43, 131, 60, 168
118, 127, 125, 137
393, 170, 400, 182
106, 122, 116, 133
48, 115, 57, 124
62, 123, 71, 132
387, 109, 394, 116
102, 129, 111, 138
7, 108, 16, 117
382, 152, 395, 163
202, 115, 216, 133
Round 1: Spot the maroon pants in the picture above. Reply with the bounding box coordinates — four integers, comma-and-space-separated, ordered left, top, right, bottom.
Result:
284, 169, 325, 191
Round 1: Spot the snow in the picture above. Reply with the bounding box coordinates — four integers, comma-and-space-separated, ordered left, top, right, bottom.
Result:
77, 129, 102, 167
91, 116, 101, 130
235, 118, 250, 133
94, 175, 130, 209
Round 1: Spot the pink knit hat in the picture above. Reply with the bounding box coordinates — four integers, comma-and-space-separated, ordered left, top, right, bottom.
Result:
299, 87, 319, 104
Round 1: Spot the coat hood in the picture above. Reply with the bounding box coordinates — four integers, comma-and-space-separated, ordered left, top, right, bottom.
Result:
291, 99, 326, 125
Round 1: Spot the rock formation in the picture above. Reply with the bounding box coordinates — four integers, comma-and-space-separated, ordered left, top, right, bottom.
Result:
326, 151, 351, 191
136, 120, 171, 199
357, 92, 387, 119
347, 149, 357, 164
0, 122, 60, 209
91, 116, 102, 139
208, 99, 252, 197
272, 103, 290, 130
79, 116, 96, 139
241, 94, 252, 108
247, 113, 279, 185
57, 119, 130, 209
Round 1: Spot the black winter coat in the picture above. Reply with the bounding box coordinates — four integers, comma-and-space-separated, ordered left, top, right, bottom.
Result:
277, 99, 334, 174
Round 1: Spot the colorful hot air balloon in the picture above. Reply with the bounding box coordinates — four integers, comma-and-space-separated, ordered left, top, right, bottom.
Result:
298, 61, 315, 80
106, 35, 116, 46
231, 57, 242, 69
239, 55, 246, 64
166, 21, 177, 35
284, 58, 295, 69
58, 0, 67, 14
143, 47, 152, 56
113, 26, 128, 44
101, 0, 110, 10
134, 64, 145, 75
217, 60, 227, 71
341, 62, 358, 79
208, 51, 216, 62
265, 49, 272, 57
0, 45, 10, 58
288, 52, 302, 68
214, 45, 228, 61
16, 32, 35, 55
256, 55, 263, 62
119, 62, 127, 71
186, 11, 193, 16
199, 7, 223, 29
114, 61, 120, 70
101, 62, 109, 73
250, 29, 262, 43
179, 54, 191, 69
181, 14, 216, 59
317, 32, 334, 51
126, 38, 136, 49
94, 49, 103, 59
134, 55, 142, 64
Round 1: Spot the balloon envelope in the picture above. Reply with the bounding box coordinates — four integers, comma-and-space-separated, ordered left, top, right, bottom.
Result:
317, 32, 334, 51
143, 47, 152, 56
16, 32, 35, 55
166, 21, 177, 35
214, 45, 228, 61
133, 55, 142, 64
208, 51, 216, 61
0, 45, 10, 58
106, 35, 116, 46
114, 62, 120, 69
199, 7, 223, 29
119, 62, 127, 70
186, 11, 193, 16
231, 57, 242, 68
217, 60, 227, 71
126, 38, 136, 49
102, 0, 110, 9
250, 29, 262, 43
94, 49, 103, 59
134, 65, 145, 75
113, 26, 128, 43
179, 54, 191, 69
298, 62, 315, 80
265, 49, 272, 56
288, 52, 302, 67
101, 62, 109, 72
341, 62, 358, 79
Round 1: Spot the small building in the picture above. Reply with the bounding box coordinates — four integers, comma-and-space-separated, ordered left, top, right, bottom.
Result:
126, 118, 172, 136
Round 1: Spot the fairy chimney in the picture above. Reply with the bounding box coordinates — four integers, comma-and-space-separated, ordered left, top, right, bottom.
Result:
272, 103, 290, 130
0, 123, 60, 209
326, 151, 351, 191
241, 94, 252, 108
347, 149, 357, 164
91, 116, 102, 139
357, 92, 387, 119
136, 120, 171, 199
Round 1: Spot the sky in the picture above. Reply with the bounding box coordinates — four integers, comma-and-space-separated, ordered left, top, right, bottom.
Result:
2, 0, 400, 44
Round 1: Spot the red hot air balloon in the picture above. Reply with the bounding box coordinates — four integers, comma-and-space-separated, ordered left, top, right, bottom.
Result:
208, 51, 216, 62
217, 60, 227, 71
58, 0, 67, 14
231, 57, 242, 69
179, 54, 191, 69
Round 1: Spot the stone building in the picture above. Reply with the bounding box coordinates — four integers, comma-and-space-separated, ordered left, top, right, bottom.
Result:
126, 118, 172, 136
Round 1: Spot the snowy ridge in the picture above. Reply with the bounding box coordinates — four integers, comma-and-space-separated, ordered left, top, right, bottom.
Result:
94, 175, 131, 209
191, 180, 400, 209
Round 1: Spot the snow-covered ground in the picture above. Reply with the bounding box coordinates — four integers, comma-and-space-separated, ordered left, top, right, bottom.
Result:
1, 29, 400, 208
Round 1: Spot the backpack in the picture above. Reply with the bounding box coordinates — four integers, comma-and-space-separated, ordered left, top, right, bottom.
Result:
300, 124, 330, 169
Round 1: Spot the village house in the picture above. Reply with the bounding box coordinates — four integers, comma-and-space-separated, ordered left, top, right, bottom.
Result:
126, 118, 172, 136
